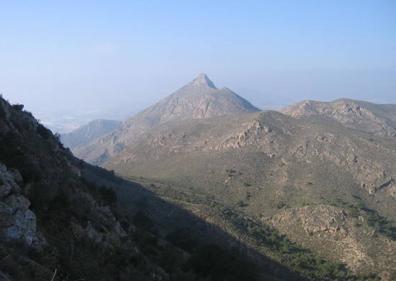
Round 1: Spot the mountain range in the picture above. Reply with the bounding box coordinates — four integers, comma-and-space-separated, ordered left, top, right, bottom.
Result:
2, 73, 393, 280
66, 74, 396, 280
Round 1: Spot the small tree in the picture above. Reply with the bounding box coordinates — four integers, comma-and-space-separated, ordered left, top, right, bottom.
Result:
12, 104, 24, 111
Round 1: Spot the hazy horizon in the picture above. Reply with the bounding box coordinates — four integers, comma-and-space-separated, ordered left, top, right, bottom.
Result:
1, 1, 395, 132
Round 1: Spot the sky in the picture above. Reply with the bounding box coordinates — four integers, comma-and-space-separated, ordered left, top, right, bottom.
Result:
0, 0, 395, 131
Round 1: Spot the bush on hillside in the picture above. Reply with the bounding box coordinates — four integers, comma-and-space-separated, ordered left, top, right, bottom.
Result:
12, 104, 24, 111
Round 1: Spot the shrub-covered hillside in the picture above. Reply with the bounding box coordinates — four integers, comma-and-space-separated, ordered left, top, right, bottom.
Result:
0, 95, 304, 281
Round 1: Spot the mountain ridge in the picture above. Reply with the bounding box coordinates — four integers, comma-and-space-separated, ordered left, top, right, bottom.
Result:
104, 105, 396, 277
74, 74, 260, 164
61, 119, 121, 149
73, 90, 396, 278
281, 99, 396, 137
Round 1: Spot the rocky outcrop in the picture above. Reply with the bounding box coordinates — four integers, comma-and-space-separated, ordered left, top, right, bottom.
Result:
282, 99, 396, 137
215, 119, 272, 150
0, 163, 45, 249
270, 205, 350, 238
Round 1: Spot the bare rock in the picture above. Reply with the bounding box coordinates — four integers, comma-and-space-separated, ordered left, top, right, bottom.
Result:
0, 163, 46, 249
0, 164, 20, 198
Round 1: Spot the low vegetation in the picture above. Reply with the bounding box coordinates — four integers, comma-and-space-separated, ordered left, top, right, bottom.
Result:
328, 196, 396, 240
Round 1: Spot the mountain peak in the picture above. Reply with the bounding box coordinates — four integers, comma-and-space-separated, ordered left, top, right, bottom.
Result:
190, 73, 217, 89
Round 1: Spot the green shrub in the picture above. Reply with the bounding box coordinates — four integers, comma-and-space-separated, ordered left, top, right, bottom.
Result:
12, 104, 24, 111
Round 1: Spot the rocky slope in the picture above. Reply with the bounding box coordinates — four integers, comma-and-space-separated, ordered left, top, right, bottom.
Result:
0, 97, 169, 280
49, 74, 396, 279
268, 204, 396, 278
134, 73, 259, 122
0, 164, 45, 250
77, 92, 396, 278
61, 119, 121, 149
74, 74, 260, 164
103, 110, 396, 277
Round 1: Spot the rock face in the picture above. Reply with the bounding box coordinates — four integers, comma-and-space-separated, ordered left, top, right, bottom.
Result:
74, 74, 260, 164
61, 119, 121, 149
0, 163, 45, 249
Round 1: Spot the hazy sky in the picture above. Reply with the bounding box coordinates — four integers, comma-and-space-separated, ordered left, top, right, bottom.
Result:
1, 0, 395, 126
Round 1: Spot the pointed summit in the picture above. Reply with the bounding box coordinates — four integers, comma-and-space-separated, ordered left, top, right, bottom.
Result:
75, 73, 260, 163
190, 73, 217, 89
